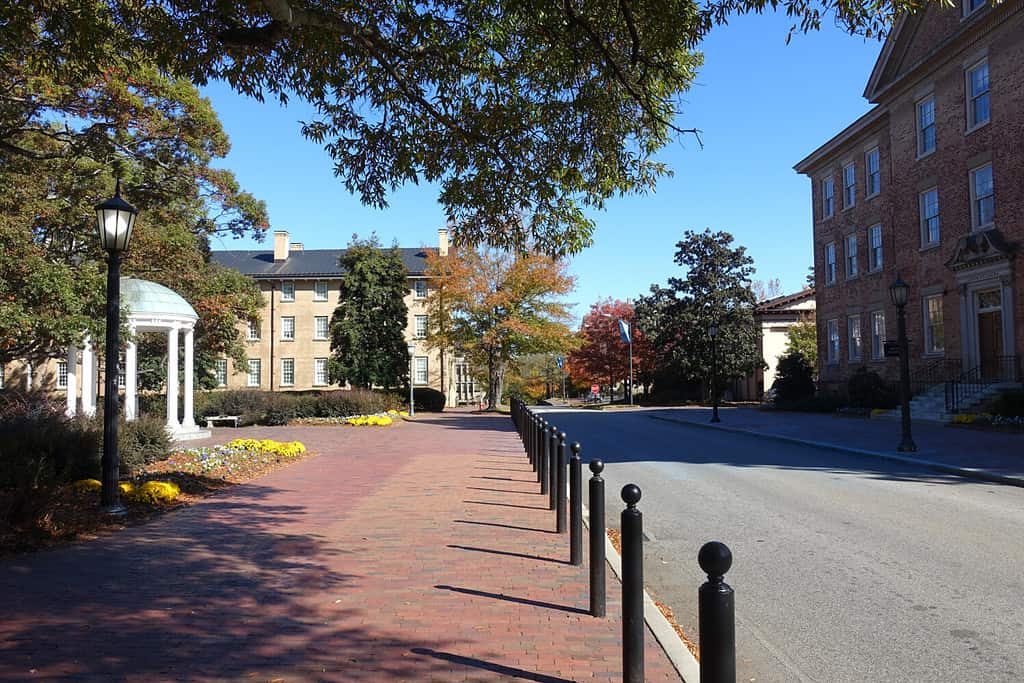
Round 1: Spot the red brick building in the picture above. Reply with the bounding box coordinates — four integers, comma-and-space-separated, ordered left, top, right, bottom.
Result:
795, 0, 1023, 396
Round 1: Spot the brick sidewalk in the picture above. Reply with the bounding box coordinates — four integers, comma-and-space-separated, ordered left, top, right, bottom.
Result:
0, 414, 680, 682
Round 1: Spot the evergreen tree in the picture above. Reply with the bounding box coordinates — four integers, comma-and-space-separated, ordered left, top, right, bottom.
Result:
328, 236, 410, 390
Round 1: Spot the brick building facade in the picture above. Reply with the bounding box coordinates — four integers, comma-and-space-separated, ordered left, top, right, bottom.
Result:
795, 0, 1023, 391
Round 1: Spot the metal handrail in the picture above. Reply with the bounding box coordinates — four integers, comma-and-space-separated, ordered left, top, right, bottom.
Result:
910, 357, 962, 395
945, 355, 1021, 413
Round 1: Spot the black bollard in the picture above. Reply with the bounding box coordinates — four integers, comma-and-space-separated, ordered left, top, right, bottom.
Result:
569, 442, 583, 565
548, 426, 558, 511
539, 420, 549, 493
556, 432, 568, 534
589, 460, 606, 617
621, 484, 644, 683
698, 541, 736, 683
528, 412, 535, 470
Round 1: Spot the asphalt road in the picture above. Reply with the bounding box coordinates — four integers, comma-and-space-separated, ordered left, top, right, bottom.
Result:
535, 407, 1024, 683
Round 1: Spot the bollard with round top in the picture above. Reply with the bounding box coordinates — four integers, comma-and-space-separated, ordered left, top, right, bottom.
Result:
556, 432, 568, 533
547, 426, 558, 511
588, 459, 606, 617
569, 442, 583, 565
621, 483, 644, 683
698, 541, 736, 683
539, 419, 549, 493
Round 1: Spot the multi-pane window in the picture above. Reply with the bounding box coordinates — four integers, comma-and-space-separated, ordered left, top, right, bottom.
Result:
868, 225, 883, 271
314, 358, 329, 386
871, 311, 886, 360
920, 188, 940, 245
247, 359, 261, 387
414, 315, 428, 339
842, 163, 856, 208
57, 360, 68, 389
845, 234, 858, 278
281, 358, 295, 386
414, 280, 428, 298
215, 359, 228, 387
246, 320, 260, 341
967, 61, 990, 129
917, 96, 936, 155
314, 315, 329, 340
825, 243, 837, 285
118, 353, 126, 389
822, 177, 835, 218
827, 319, 840, 364
865, 148, 880, 196
966, 0, 986, 15
414, 356, 429, 384
924, 294, 945, 354
314, 281, 329, 301
848, 316, 862, 361
281, 316, 295, 340
970, 164, 994, 228
281, 281, 295, 302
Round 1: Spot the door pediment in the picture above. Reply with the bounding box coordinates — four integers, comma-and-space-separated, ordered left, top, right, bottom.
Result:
946, 229, 1016, 272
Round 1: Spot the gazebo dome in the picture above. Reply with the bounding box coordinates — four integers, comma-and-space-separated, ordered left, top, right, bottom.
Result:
121, 278, 198, 322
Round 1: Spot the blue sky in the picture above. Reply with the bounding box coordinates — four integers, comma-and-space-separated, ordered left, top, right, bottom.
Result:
204, 12, 882, 319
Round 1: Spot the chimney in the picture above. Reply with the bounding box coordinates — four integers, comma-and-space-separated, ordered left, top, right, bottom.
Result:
437, 227, 449, 257
273, 231, 289, 261
290, 243, 304, 252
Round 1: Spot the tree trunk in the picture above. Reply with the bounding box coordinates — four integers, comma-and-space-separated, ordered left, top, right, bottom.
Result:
487, 350, 499, 410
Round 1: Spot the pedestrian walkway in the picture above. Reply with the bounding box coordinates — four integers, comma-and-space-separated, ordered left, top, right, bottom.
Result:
651, 406, 1024, 486
0, 414, 679, 682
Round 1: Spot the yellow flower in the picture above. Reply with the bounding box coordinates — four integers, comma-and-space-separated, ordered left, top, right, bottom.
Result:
125, 480, 181, 504
72, 479, 102, 494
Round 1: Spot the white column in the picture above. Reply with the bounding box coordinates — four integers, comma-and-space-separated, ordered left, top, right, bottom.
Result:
81, 338, 96, 417
125, 326, 138, 421
182, 326, 196, 429
166, 325, 180, 431
65, 347, 78, 418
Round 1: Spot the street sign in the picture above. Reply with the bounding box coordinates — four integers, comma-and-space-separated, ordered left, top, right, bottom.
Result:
556, 356, 564, 369
618, 319, 632, 344
884, 340, 901, 358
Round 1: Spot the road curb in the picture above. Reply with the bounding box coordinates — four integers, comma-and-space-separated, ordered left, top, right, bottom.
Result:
648, 414, 1024, 489
581, 499, 700, 683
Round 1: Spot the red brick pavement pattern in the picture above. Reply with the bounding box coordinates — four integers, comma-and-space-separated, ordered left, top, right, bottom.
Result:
0, 413, 680, 682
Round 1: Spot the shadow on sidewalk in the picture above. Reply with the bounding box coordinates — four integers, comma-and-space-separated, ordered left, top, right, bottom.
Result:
453, 519, 555, 534
448, 543, 566, 565
411, 647, 575, 682
435, 584, 589, 615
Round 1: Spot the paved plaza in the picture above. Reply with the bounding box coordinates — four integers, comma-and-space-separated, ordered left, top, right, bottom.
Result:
0, 413, 679, 682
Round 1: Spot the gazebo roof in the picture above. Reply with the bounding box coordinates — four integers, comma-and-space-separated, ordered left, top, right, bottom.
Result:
121, 278, 198, 322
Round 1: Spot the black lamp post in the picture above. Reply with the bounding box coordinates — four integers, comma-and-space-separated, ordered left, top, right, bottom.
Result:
709, 322, 721, 423
96, 180, 138, 513
889, 275, 916, 452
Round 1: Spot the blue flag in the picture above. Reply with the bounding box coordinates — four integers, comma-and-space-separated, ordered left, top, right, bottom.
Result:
618, 319, 632, 344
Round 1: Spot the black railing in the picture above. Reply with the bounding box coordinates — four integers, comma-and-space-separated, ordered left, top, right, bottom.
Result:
945, 355, 1021, 413
910, 357, 962, 395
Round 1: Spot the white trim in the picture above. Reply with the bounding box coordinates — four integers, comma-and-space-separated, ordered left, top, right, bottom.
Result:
969, 163, 994, 231
965, 58, 990, 133
916, 95, 936, 158
313, 315, 329, 340
280, 281, 295, 302
280, 357, 295, 387
864, 147, 881, 198
247, 358, 261, 387
281, 315, 295, 341
919, 187, 940, 246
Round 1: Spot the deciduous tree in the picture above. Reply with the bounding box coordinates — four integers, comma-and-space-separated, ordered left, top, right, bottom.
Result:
568, 298, 654, 400
783, 318, 818, 371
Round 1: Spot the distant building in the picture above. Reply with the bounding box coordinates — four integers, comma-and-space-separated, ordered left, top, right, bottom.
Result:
733, 288, 816, 400
794, 0, 1022, 396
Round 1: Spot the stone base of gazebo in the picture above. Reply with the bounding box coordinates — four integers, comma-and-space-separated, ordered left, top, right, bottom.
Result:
170, 426, 212, 443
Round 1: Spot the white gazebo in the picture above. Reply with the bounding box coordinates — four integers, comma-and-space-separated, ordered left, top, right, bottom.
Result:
66, 278, 210, 441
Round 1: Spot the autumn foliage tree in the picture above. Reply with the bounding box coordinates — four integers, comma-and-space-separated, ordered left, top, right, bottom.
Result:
568, 299, 654, 400
425, 247, 576, 409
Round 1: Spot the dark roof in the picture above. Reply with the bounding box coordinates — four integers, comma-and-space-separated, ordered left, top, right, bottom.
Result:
754, 288, 816, 314
210, 248, 433, 278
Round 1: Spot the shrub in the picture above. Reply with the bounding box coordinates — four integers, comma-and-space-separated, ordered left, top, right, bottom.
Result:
776, 394, 846, 413
411, 387, 445, 412
192, 388, 401, 425
986, 389, 1024, 418
773, 352, 816, 403
125, 480, 181, 504
847, 367, 898, 409
118, 414, 172, 477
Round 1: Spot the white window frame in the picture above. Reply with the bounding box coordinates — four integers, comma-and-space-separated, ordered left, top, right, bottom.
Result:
118, 352, 125, 389
314, 315, 329, 340
865, 148, 880, 197
414, 314, 428, 339
848, 315, 862, 362
966, 60, 990, 131
868, 224, 883, 272
314, 281, 329, 301
246, 320, 260, 341
825, 242, 837, 285
215, 359, 228, 387
414, 356, 429, 385
923, 294, 945, 355
57, 360, 68, 389
280, 358, 295, 386
280, 281, 295, 302
970, 163, 994, 230
919, 188, 940, 246
870, 311, 886, 360
842, 163, 856, 208
314, 358, 329, 386
845, 234, 858, 279
413, 280, 428, 299
917, 96, 936, 157
281, 316, 295, 341
826, 319, 840, 364
822, 177, 834, 218
247, 359, 261, 387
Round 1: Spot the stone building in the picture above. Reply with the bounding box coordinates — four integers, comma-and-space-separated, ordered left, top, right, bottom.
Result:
794, 0, 1022, 403
733, 288, 817, 400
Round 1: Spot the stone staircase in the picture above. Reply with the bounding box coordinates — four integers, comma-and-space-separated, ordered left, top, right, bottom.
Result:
880, 382, 1021, 422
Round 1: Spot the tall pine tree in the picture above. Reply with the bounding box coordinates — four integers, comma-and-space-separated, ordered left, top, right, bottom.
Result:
328, 236, 410, 390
